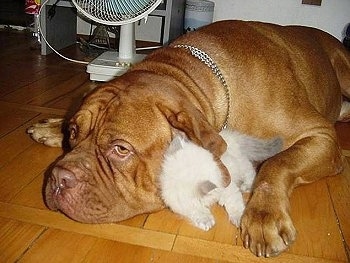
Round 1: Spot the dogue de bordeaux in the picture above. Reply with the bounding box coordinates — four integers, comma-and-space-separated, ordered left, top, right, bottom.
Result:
27, 20, 350, 257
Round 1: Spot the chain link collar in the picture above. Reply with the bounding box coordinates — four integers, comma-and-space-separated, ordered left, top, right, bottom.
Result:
173, 44, 230, 130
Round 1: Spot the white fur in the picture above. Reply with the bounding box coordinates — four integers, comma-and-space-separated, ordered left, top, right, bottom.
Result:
160, 130, 282, 231
159, 136, 225, 230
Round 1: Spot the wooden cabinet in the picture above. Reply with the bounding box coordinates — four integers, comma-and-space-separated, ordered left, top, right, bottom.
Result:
40, 0, 76, 55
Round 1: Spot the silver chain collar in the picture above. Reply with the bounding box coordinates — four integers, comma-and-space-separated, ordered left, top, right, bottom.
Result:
174, 44, 230, 130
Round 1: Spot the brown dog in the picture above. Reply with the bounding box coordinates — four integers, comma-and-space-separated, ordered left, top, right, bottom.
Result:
28, 20, 350, 257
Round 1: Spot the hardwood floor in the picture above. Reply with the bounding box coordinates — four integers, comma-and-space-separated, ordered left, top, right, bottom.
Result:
0, 28, 349, 263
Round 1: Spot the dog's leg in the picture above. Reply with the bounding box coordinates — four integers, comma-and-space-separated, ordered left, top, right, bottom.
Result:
240, 129, 343, 257
27, 118, 64, 147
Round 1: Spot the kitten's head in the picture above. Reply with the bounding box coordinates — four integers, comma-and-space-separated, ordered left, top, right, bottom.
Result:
164, 134, 231, 187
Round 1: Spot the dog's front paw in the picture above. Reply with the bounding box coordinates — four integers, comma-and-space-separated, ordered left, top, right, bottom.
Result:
240, 195, 296, 257
27, 118, 64, 147
190, 211, 215, 231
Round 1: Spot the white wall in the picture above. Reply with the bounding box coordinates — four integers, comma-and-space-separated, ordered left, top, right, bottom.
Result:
211, 0, 350, 41
77, 0, 350, 42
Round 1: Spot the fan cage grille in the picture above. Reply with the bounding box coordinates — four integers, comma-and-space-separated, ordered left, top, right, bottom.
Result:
72, 0, 162, 25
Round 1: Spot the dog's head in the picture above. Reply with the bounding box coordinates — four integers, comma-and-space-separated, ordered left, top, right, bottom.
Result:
44, 72, 227, 223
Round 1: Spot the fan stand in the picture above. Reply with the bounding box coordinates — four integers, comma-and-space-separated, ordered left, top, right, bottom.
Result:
87, 23, 146, 81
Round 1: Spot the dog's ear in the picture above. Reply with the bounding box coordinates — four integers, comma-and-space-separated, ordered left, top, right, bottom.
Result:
68, 109, 93, 146
158, 104, 227, 157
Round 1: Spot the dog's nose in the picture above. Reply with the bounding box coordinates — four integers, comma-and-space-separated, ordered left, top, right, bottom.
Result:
52, 167, 77, 189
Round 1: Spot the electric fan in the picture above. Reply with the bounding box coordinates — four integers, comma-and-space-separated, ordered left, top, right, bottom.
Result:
71, 0, 163, 81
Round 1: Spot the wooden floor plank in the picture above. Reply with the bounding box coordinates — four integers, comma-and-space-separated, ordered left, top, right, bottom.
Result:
0, 103, 38, 137
173, 236, 344, 263
0, 101, 67, 115
289, 179, 347, 261
0, 143, 62, 202
27, 73, 89, 107
18, 228, 97, 263
44, 80, 98, 111
210, 205, 242, 245
177, 204, 240, 244
0, 217, 45, 263
118, 213, 149, 228
0, 31, 86, 97
0, 65, 50, 97
10, 175, 47, 210
145, 205, 240, 245
326, 157, 350, 259
1, 69, 79, 104
82, 239, 152, 263
0, 112, 63, 168
84, 238, 220, 263
0, 202, 176, 252
144, 209, 188, 234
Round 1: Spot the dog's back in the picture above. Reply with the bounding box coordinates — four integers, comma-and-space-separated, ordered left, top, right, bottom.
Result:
167, 20, 350, 140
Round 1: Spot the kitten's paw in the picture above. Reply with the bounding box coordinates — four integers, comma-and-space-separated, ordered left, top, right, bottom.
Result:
191, 213, 215, 231
202, 187, 223, 207
239, 174, 254, 192
225, 203, 245, 227
240, 183, 252, 192
229, 213, 243, 227
218, 197, 225, 207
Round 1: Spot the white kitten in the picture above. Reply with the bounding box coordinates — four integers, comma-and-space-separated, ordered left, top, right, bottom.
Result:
218, 129, 283, 226
159, 135, 226, 230
159, 130, 282, 231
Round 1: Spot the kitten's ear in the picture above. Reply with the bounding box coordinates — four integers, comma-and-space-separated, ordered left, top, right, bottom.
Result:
198, 181, 218, 196
166, 135, 185, 155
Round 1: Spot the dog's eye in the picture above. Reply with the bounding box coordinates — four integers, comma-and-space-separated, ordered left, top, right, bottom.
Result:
112, 145, 130, 157
109, 139, 134, 159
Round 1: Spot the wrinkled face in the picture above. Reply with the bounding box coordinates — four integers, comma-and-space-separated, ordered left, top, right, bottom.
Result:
44, 86, 172, 223
44, 76, 227, 223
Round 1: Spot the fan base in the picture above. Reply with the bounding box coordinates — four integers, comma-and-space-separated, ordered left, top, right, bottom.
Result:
87, 51, 145, 81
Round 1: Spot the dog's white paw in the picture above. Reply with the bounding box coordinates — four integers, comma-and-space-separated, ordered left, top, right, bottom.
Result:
190, 212, 215, 231
27, 118, 64, 147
